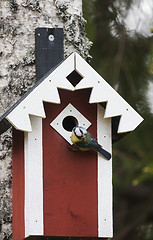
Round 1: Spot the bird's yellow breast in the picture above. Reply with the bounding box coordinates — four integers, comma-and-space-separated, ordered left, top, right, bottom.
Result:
71, 131, 82, 144
71, 131, 88, 151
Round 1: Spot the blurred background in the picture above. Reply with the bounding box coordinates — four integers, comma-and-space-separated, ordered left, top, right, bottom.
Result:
83, 0, 153, 239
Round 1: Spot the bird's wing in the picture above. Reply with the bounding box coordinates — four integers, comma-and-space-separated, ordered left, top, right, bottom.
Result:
76, 137, 101, 149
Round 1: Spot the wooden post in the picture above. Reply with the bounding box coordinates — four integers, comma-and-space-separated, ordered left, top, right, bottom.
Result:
35, 28, 64, 81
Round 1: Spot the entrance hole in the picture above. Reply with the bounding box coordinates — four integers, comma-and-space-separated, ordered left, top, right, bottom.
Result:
62, 116, 78, 132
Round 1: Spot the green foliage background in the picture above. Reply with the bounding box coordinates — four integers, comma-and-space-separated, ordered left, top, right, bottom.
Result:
83, 0, 153, 239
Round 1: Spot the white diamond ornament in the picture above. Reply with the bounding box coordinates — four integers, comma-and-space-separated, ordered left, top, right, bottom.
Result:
50, 103, 91, 144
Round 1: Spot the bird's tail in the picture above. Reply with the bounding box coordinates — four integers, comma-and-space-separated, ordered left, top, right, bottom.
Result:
97, 147, 111, 160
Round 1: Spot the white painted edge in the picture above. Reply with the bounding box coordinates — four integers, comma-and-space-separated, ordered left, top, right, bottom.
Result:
97, 104, 113, 238
74, 52, 143, 133
6, 53, 75, 132
50, 103, 91, 144
24, 116, 44, 237
5, 52, 143, 134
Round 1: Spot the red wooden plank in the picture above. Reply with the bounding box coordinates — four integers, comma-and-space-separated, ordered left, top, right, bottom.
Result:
12, 129, 25, 240
43, 89, 98, 237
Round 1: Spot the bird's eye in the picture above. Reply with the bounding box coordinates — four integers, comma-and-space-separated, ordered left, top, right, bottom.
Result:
80, 129, 84, 136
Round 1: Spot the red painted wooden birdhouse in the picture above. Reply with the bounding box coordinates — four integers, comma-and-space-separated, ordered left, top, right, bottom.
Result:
0, 52, 143, 240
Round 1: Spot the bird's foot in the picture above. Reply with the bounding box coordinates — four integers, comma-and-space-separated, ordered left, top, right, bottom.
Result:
67, 146, 80, 152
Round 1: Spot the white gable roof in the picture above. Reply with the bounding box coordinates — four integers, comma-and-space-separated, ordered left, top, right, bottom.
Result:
5, 52, 143, 133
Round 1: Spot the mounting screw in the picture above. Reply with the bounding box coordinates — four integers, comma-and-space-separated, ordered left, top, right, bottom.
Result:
48, 34, 54, 42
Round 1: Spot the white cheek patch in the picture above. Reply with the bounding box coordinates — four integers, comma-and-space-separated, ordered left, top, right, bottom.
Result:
75, 127, 82, 137
82, 128, 87, 135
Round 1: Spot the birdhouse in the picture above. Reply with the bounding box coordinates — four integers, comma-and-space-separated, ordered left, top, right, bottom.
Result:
0, 52, 143, 240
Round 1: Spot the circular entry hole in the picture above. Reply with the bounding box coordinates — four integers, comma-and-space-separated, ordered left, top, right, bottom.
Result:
62, 116, 78, 132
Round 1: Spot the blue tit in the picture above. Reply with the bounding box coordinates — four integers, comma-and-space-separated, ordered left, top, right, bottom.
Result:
71, 126, 111, 160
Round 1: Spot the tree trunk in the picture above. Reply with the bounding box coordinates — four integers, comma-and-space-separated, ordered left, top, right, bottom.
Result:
0, 0, 91, 239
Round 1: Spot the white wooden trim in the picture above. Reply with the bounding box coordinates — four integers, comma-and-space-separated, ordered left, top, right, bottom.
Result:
6, 54, 75, 132
74, 52, 143, 133
97, 104, 113, 238
50, 103, 91, 144
6, 52, 143, 133
24, 116, 44, 237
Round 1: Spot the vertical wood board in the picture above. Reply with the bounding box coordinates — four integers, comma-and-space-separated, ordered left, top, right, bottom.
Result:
43, 89, 98, 237
12, 130, 25, 240
24, 116, 44, 237
97, 105, 113, 238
